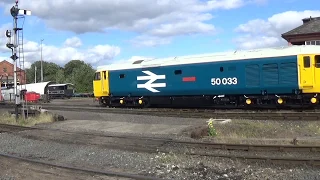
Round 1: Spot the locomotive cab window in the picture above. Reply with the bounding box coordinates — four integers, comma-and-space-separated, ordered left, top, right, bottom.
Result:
315, 55, 320, 68
103, 71, 107, 79
94, 72, 101, 81
303, 56, 311, 68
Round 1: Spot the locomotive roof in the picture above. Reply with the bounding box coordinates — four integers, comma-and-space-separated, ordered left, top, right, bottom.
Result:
97, 45, 320, 71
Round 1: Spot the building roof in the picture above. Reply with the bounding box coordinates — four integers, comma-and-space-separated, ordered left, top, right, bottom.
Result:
96, 45, 320, 71
48, 83, 74, 87
282, 16, 320, 37
17, 81, 54, 95
0, 60, 25, 72
0, 60, 13, 65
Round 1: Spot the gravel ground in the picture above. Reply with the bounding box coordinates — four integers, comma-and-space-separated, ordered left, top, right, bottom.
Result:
46, 109, 206, 125
40, 109, 320, 146
1, 101, 320, 179
0, 155, 127, 180
0, 129, 320, 180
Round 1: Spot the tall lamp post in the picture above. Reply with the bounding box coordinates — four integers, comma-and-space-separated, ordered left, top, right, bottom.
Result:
40, 39, 44, 82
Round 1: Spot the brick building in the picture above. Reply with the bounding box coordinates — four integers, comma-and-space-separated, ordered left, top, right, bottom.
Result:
0, 60, 26, 87
281, 16, 320, 45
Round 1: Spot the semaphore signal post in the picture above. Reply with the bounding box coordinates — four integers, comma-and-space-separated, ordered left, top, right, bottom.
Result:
5, 0, 31, 120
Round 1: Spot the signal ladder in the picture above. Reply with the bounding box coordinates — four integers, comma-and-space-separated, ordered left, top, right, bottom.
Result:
16, 15, 28, 118
16, 15, 26, 89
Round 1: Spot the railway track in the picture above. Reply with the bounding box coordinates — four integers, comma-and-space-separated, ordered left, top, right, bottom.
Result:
2, 101, 320, 112
2, 102, 320, 121
30, 105, 320, 121
0, 123, 164, 180
1, 123, 320, 167
0, 153, 164, 180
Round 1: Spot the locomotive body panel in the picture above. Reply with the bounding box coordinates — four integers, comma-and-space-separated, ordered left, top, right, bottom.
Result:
108, 55, 299, 97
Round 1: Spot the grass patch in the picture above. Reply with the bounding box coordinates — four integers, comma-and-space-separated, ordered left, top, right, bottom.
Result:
0, 111, 55, 127
212, 119, 320, 139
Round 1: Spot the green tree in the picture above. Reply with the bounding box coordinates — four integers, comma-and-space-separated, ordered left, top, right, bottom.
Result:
26, 61, 62, 83
25, 60, 95, 93
72, 63, 95, 93
55, 68, 65, 83
64, 60, 87, 77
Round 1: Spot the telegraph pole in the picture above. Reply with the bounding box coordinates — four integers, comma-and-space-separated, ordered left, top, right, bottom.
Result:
40, 39, 44, 82
5, 0, 31, 120
34, 66, 37, 83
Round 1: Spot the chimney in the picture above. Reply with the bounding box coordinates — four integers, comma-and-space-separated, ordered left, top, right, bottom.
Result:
302, 16, 313, 24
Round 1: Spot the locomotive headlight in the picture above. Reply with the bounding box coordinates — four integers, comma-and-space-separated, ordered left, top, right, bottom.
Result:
277, 98, 284, 104
245, 99, 251, 105
138, 99, 143, 104
120, 99, 124, 104
311, 97, 317, 104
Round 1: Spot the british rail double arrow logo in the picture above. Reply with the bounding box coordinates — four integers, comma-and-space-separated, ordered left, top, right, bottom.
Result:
137, 71, 166, 93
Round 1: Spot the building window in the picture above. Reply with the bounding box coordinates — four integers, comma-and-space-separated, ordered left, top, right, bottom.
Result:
3, 67, 7, 72
305, 40, 320, 45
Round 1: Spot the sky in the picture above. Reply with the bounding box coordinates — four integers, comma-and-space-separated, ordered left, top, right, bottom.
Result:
0, 0, 320, 69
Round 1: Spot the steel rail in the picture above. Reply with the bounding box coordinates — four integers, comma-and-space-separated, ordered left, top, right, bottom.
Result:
2, 102, 320, 112
185, 152, 320, 166
3, 124, 320, 152
0, 153, 165, 180
27, 105, 320, 121
169, 140, 320, 152
1, 123, 320, 166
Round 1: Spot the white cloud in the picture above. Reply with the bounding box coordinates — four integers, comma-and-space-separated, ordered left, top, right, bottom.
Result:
234, 10, 320, 49
0, 23, 12, 53
23, 41, 121, 66
97, 55, 154, 70
63, 37, 82, 48
0, 0, 263, 47
0, 35, 121, 69
207, 0, 245, 10
130, 35, 172, 47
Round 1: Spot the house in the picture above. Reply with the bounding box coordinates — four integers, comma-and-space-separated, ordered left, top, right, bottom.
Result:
0, 60, 26, 87
281, 16, 320, 46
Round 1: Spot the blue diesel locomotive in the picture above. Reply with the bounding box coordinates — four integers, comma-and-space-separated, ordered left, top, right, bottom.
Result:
93, 45, 320, 109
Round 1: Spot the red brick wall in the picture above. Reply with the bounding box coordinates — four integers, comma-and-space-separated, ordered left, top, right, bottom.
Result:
0, 60, 26, 84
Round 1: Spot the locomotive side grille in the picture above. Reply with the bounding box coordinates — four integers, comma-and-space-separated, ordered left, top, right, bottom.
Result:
263, 63, 279, 85
280, 62, 297, 84
245, 64, 260, 87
